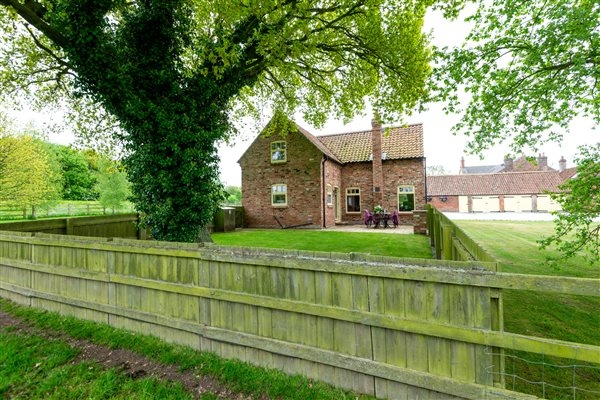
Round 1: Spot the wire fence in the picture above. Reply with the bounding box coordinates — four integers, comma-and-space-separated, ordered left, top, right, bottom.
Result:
484, 347, 600, 399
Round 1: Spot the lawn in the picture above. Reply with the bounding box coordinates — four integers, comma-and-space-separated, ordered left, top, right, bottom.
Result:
456, 220, 600, 399
212, 229, 433, 259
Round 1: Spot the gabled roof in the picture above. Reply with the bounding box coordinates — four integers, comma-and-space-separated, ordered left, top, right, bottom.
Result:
317, 124, 424, 163
296, 125, 341, 164
427, 171, 566, 196
560, 166, 578, 180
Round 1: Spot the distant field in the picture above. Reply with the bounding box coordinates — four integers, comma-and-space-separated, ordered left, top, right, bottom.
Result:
457, 220, 600, 399
0, 201, 134, 221
211, 229, 433, 259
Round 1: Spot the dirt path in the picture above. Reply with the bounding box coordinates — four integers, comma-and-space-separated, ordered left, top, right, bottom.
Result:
0, 309, 265, 400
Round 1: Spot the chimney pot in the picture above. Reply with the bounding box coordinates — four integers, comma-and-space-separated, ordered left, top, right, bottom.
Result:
503, 156, 513, 172
559, 156, 567, 173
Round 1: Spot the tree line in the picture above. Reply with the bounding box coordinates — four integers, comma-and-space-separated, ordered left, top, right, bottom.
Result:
0, 124, 131, 214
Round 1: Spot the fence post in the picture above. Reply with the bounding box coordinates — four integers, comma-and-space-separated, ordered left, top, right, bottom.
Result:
434, 214, 442, 259
441, 224, 453, 261
65, 218, 74, 235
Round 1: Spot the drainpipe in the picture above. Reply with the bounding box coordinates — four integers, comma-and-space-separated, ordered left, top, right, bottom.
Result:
424, 157, 428, 206
321, 155, 327, 228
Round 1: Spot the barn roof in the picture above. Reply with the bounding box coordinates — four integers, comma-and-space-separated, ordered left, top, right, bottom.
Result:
427, 171, 566, 196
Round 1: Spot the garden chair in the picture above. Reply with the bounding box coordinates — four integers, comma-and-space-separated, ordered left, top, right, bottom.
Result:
392, 209, 399, 228
364, 210, 374, 227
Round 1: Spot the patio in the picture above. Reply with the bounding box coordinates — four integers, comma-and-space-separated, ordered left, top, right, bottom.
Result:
324, 224, 413, 234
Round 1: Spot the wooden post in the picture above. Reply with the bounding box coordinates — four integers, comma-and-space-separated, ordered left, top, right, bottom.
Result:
442, 224, 453, 261
65, 218, 74, 235
434, 214, 442, 259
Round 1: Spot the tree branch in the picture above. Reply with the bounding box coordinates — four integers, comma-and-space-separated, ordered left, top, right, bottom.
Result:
0, 0, 68, 47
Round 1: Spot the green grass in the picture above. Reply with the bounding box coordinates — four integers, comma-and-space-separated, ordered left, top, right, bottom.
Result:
0, 299, 374, 400
0, 330, 194, 399
212, 229, 433, 259
0, 200, 134, 221
456, 220, 600, 399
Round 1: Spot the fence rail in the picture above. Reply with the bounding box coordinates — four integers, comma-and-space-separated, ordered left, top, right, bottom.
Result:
0, 202, 135, 220
0, 219, 599, 399
427, 204, 498, 265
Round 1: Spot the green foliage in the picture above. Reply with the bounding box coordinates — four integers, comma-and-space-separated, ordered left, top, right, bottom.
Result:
0, 132, 60, 208
434, 0, 599, 263
433, 0, 599, 153
56, 145, 98, 200
540, 144, 600, 266
96, 160, 132, 212
223, 185, 241, 205
0, 0, 455, 241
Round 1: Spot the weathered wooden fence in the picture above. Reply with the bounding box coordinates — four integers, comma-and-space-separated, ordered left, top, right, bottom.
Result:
427, 205, 498, 265
1, 228, 598, 399
0, 214, 141, 239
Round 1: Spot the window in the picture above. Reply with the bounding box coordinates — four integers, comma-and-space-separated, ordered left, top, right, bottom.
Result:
398, 185, 415, 211
271, 141, 287, 163
346, 188, 361, 213
327, 185, 333, 206
271, 184, 287, 206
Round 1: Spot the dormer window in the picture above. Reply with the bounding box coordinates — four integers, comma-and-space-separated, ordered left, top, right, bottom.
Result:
271, 141, 287, 163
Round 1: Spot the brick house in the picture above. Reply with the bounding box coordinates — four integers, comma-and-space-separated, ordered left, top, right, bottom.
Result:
239, 118, 426, 228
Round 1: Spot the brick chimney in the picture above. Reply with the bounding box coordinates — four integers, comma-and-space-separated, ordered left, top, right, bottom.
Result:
559, 156, 566, 173
538, 153, 548, 171
371, 116, 384, 206
504, 156, 513, 172
459, 157, 466, 174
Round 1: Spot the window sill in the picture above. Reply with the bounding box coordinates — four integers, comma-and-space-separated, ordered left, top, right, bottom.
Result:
346, 211, 361, 214
272, 205, 288, 208
398, 211, 414, 214
271, 161, 287, 164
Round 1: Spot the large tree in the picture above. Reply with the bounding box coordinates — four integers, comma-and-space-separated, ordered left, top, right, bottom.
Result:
434, 0, 599, 264
0, 133, 59, 209
0, 0, 445, 241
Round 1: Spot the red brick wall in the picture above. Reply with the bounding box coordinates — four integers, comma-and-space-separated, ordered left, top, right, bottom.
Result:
240, 130, 323, 228
340, 162, 374, 223
324, 160, 342, 227
382, 158, 426, 225
341, 158, 426, 224
428, 195, 459, 212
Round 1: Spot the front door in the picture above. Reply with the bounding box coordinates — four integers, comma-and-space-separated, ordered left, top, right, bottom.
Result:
334, 187, 341, 222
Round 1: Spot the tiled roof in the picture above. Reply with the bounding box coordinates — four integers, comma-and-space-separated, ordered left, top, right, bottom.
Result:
316, 124, 424, 163
296, 125, 341, 164
427, 171, 566, 196
560, 166, 578, 180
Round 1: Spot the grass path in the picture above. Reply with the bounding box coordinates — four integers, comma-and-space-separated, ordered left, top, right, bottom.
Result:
212, 229, 433, 259
0, 299, 374, 400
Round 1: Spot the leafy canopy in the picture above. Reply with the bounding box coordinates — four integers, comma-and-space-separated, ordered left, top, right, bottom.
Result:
433, 0, 599, 154
434, 0, 599, 264
0, 0, 451, 241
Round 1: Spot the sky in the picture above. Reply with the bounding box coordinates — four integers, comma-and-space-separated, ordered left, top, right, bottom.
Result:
8, 6, 597, 186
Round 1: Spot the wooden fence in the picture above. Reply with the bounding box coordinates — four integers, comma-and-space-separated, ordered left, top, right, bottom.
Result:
0, 214, 141, 239
0, 202, 135, 220
1, 228, 598, 399
427, 205, 498, 266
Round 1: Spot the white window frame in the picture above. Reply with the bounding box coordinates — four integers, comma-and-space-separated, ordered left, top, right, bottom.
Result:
270, 141, 287, 163
271, 184, 288, 206
397, 185, 415, 212
326, 184, 333, 206
346, 187, 361, 213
